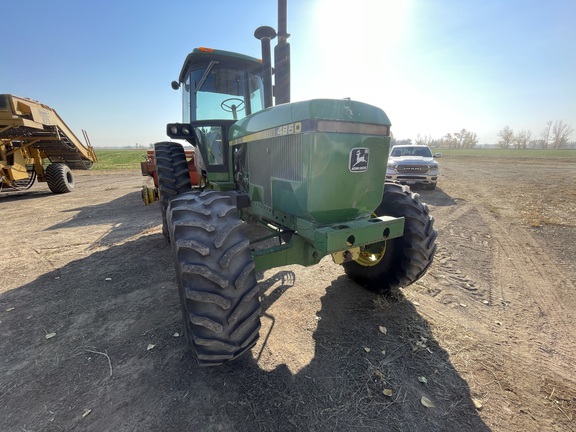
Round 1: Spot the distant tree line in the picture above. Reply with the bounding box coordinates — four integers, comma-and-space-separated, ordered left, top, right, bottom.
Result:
390, 120, 574, 149
391, 129, 479, 149
498, 121, 574, 149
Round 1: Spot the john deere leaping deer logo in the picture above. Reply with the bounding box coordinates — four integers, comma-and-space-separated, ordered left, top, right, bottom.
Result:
349, 148, 369, 172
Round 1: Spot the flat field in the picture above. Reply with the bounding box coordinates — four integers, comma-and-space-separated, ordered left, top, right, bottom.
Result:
1, 151, 575, 431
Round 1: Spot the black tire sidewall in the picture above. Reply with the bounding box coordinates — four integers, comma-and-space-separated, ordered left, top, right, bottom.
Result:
167, 190, 261, 365
154, 142, 191, 239
343, 182, 437, 293
46, 163, 74, 194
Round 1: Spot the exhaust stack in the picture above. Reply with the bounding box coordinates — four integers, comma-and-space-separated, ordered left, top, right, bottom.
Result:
274, 0, 291, 104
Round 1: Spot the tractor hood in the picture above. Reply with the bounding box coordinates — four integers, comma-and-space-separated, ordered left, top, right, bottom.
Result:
229, 98, 391, 141
228, 98, 392, 224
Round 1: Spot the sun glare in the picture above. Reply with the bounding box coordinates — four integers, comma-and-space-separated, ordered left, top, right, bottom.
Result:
313, 0, 411, 60
293, 1, 412, 103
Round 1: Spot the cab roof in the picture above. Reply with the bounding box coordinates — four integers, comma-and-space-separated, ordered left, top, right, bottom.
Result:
178, 48, 263, 83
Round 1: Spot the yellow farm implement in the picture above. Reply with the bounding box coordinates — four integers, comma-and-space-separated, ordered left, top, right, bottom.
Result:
0, 94, 97, 193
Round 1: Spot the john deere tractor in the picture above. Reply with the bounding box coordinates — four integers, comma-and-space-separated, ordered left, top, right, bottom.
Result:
149, 1, 437, 366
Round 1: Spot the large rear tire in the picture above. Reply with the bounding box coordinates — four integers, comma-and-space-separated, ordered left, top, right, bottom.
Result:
342, 182, 437, 294
154, 142, 191, 239
167, 190, 261, 366
46, 163, 74, 194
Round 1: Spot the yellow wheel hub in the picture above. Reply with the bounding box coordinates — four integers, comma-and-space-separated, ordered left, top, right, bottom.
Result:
355, 241, 387, 267
354, 212, 387, 267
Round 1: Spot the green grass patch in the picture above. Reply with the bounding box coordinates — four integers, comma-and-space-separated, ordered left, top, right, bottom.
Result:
436, 148, 576, 159
89, 147, 576, 170
92, 149, 149, 170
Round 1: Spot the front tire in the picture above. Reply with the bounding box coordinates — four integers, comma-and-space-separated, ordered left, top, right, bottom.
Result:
167, 191, 261, 366
154, 142, 191, 239
343, 182, 437, 294
46, 163, 74, 194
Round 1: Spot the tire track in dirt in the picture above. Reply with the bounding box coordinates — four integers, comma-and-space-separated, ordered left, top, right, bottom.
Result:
425, 197, 494, 306
425, 191, 575, 431
433, 164, 575, 368
479, 207, 575, 363
415, 157, 576, 430
431, 197, 474, 231
473, 207, 576, 431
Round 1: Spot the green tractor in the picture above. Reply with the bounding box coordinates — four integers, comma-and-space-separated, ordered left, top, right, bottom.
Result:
152, 1, 437, 366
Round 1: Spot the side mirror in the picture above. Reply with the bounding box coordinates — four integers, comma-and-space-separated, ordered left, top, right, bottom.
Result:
171, 81, 180, 90
434, 153, 442, 158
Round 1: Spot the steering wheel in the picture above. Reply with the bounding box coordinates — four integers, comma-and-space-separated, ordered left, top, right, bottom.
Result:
220, 98, 245, 113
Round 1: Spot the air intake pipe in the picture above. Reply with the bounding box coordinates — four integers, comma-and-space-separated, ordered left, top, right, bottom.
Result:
254, 26, 276, 109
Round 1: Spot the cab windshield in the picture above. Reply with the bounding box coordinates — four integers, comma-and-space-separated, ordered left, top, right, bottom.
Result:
186, 66, 264, 121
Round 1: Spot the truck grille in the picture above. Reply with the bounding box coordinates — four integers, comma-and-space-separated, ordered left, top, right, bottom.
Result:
396, 165, 428, 173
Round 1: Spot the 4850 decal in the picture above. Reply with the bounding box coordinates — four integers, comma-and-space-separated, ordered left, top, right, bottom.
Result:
276, 122, 302, 136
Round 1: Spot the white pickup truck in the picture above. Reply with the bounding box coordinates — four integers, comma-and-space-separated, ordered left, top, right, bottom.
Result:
386, 145, 440, 190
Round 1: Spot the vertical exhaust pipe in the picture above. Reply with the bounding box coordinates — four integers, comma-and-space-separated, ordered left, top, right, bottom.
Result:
254, 26, 277, 109
274, 0, 291, 104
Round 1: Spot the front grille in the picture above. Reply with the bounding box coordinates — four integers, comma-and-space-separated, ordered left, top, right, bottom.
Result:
396, 165, 428, 173
248, 134, 303, 206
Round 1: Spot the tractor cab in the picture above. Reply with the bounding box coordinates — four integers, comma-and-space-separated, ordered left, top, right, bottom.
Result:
167, 48, 266, 184
175, 47, 265, 122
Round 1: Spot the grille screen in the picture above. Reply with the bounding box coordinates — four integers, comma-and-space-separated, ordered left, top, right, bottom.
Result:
248, 134, 303, 205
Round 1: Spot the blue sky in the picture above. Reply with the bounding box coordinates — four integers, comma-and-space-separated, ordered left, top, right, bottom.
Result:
2, 0, 574, 146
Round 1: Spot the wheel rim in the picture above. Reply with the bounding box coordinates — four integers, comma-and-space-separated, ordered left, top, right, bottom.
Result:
355, 241, 387, 267
355, 212, 387, 267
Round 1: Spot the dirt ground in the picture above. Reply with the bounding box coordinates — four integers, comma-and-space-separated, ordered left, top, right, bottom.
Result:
1, 154, 575, 432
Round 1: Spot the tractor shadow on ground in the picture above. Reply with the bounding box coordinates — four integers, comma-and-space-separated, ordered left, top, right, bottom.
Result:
45, 191, 161, 246
213, 273, 492, 432
258, 270, 296, 310
0, 234, 490, 432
